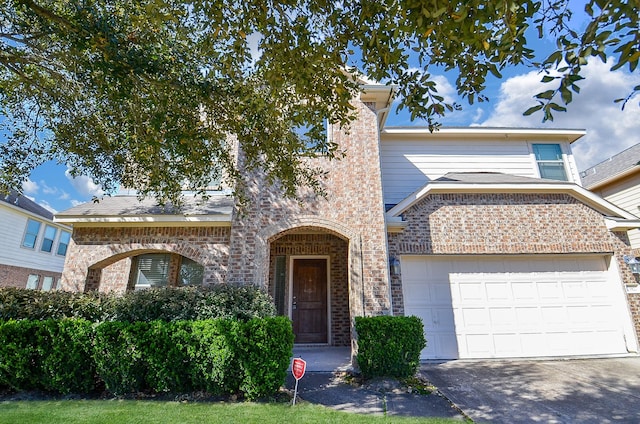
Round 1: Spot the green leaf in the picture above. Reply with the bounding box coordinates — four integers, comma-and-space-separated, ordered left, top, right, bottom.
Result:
523, 104, 543, 116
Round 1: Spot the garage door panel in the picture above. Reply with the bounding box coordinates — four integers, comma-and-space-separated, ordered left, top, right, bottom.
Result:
403, 255, 632, 359
489, 308, 517, 331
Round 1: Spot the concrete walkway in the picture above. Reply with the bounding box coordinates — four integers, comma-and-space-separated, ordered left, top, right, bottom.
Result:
288, 348, 640, 423
287, 346, 467, 420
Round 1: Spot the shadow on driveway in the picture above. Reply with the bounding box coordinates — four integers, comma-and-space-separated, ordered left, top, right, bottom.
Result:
421, 357, 640, 423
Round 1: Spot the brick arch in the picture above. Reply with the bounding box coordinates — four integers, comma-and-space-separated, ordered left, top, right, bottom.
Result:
80, 242, 213, 292
253, 216, 359, 290
88, 242, 211, 270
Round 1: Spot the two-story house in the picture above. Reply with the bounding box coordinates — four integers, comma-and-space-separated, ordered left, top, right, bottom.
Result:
55, 82, 640, 360
1, 190, 72, 290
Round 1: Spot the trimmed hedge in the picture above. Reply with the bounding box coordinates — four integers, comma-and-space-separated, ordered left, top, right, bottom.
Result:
0, 286, 276, 322
0, 319, 95, 393
355, 315, 426, 379
0, 317, 294, 399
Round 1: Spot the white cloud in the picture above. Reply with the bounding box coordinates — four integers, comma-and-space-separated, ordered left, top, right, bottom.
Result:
64, 168, 104, 197
478, 58, 640, 170
41, 181, 58, 195
22, 178, 39, 195
37, 200, 57, 214
70, 199, 84, 207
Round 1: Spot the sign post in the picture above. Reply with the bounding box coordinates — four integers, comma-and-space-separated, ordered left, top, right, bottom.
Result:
291, 357, 306, 405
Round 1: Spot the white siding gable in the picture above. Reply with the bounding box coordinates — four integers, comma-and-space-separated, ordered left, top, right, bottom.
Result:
0, 204, 69, 273
593, 173, 640, 249
380, 128, 583, 205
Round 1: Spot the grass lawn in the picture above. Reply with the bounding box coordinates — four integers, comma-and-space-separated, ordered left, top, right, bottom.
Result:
0, 400, 461, 423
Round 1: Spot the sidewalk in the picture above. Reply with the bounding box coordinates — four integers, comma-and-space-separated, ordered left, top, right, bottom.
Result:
286, 347, 466, 420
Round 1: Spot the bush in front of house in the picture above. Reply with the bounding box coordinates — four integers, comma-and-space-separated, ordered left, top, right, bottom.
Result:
0, 285, 276, 323
0, 317, 294, 399
0, 319, 96, 393
109, 285, 276, 322
0, 288, 112, 322
355, 315, 426, 379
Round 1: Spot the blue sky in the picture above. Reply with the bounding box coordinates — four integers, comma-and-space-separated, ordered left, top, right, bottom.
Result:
16, 2, 640, 213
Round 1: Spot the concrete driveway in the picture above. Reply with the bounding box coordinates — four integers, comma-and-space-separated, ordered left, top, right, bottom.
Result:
421, 357, 640, 423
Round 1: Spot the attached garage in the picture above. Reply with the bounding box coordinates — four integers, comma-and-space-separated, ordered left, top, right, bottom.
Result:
402, 255, 637, 360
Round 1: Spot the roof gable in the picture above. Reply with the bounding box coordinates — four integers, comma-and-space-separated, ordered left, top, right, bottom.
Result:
387, 172, 638, 222
581, 143, 640, 189
1, 190, 54, 220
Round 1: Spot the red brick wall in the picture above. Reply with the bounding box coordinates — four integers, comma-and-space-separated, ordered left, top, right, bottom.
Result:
390, 193, 614, 255
388, 193, 636, 324
61, 226, 231, 292
227, 99, 391, 319
0, 264, 61, 289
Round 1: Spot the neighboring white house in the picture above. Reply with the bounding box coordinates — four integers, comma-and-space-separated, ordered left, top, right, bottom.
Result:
0, 190, 72, 290
581, 143, 640, 250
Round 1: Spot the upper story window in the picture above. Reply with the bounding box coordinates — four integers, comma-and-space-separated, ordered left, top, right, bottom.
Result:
57, 231, 71, 256
533, 144, 568, 181
41, 225, 57, 253
22, 219, 41, 249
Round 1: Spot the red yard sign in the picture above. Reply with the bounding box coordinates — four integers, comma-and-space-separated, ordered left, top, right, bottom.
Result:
292, 357, 306, 380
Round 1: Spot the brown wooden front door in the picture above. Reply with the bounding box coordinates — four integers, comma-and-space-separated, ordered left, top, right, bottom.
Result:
292, 258, 328, 344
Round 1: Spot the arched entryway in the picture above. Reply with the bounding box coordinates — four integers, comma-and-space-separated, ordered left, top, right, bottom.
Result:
268, 229, 351, 346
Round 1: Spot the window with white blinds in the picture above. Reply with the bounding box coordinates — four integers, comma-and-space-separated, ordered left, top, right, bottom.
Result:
134, 254, 170, 290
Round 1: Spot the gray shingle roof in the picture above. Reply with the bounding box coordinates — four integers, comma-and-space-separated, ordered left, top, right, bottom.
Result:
1, 190, 54, 220
581, 143, 640, 189
56, 194, 234, 218
433, 172, 569, 185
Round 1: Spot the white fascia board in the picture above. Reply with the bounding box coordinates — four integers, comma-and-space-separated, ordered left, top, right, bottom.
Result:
385, 216, 408, 233
54, 214, 232, 227
605, 218, 640, 231
381, 127, 586, 142
387, 182, 637, 220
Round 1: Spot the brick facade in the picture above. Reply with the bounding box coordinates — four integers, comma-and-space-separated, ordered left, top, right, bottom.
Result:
387, 192, 640, 346
56, 95, 640, 353
60, 226, 231, 292
226, 99, 392, 321
59, 97, 392, 347
0, 263, 61, 289
268, 232, 350, 346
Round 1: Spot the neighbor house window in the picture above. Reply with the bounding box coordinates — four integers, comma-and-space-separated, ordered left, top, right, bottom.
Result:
533, 144, 568, 181
42, 276, 54, 291
41, 225, 57, 253
26, 274, 39, 289
57, 231, 71, 256
22, 219, 41, 249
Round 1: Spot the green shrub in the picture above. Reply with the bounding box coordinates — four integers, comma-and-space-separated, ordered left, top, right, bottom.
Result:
187, 320, 241, 395
236, 316, 295, 399
0, 320, 44, 390
355, 315, 426, 379
140, 321, 192, 393
0, 286, 276, 323
38, 319, 96, 394
93, 321, 148, 394
0, 288, 111, 322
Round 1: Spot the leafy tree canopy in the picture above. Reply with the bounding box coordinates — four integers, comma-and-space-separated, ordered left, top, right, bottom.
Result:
0, 0, 638, 205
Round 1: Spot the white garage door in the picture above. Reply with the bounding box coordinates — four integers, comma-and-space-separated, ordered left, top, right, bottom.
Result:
402, 255, 636, 359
